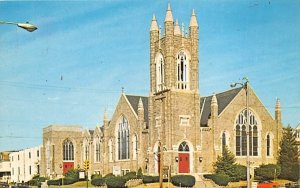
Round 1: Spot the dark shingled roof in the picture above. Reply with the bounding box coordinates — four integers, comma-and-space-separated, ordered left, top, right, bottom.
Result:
125, 95, 149, 127
200, 87, 242, 127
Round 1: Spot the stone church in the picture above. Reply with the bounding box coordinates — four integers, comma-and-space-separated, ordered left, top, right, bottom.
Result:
40, 4, 282, 179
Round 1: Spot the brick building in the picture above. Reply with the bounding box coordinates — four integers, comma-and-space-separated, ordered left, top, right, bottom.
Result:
40, 4, 282, 179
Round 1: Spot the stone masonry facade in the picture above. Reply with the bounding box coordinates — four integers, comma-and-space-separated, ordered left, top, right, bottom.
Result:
40, 4, 282, 179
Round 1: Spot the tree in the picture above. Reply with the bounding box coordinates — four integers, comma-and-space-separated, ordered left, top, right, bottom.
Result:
278, 125, 299, 181
214, 146, 246, 181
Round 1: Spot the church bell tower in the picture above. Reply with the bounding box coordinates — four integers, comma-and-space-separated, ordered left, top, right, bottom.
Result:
148, 3, 201, 174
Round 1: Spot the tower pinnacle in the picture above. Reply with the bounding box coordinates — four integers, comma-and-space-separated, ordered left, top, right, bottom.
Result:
150, 14, 159, 31
189, 9, 198, 27
165, 3, 173, 22
174, 19, 181, 35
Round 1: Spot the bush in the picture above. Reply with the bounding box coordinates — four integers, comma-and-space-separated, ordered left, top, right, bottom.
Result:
209, 173, 230, 186
91, 174, 102, 180
27, 175, 48, 186
123, 171, 137, 181
137, 168, 143, 179
106, 176, 127, 188
64, 177, 78, 185
142, 175, 159, 183
47, 178, 62, 186
104, 173, 115, 179
255, 164, 281, 181
171, 175, 196, 187
91, 177, 105, 186
65, 169, 79, 181
230, 164, 247, 182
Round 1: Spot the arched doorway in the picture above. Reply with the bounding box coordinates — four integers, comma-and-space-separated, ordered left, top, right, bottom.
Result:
178, 141, 190, 173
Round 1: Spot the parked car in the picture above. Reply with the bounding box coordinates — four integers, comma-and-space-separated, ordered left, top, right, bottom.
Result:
257, 181, 279, 188
0, 182, 9, 188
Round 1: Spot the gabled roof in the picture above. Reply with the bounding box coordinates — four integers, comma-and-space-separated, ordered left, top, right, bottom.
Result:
125, 95, 149, 126
200, 87, 242, 127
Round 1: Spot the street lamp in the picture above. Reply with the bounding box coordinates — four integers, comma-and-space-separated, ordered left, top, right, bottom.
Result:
0, 21, 37, 32
231, 77, 250, 188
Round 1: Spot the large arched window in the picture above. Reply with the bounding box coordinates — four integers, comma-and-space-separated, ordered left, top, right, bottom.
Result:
118, 116, 130, 160
94, 136, 101, 162
63, 139, 74, 161
156, 53, 164, 92
177, 51, 189, 90
235, 109, 259, 156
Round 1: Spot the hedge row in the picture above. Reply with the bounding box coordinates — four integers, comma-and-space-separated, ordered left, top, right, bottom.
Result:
204, 173, 230, 186
171, 175, 195, 187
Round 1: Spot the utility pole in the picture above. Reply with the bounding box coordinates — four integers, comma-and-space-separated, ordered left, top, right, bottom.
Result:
155, 87, 169, 188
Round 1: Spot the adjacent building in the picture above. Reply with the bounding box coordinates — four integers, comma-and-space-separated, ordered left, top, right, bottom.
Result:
0, 151, 11, 182
10, 146, 42, 183
39, 4, 283, 180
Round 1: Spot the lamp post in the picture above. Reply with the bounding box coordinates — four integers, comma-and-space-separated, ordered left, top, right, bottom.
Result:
0, 21, 37, 32
154, 86, 170, 188
230, 77, 250, 188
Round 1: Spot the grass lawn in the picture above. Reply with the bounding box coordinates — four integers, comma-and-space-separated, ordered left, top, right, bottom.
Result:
45, 181, 175, 188
44, 181, 176, 188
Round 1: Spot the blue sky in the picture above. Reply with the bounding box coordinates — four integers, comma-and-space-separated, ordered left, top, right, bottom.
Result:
0, 0, 299, 151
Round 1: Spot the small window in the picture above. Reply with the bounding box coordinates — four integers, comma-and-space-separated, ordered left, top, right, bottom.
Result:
179, 115, 190, 126
29, 152, 31, 159
37, 150, 39, 157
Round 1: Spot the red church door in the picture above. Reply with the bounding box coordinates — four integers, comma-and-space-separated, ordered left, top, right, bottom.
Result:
63, 162, 74, 173
178, 153, 190, 173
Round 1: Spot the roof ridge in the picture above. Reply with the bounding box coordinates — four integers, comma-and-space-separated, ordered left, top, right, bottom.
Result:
125, 94, 148, 98
201, 87, 242, 98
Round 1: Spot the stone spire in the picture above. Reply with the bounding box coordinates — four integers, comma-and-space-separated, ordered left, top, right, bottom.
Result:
165, 3, 173, 22
174, 19, 181, 35
211, 93, 218, 120
150, 14, 159, 31
275, 97, 281, 123
104, 110, 109, 122
138, 98, 144, 122
189, 9, 198, 27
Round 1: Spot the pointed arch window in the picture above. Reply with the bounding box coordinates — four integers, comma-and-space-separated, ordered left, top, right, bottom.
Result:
109, 139, 113, 162
156, 53, 164, 92
177, 51, 189, 90
95, 136, 101, 162
118, 116, 130, 160
132, 134, 138, 160
178, 141, 189, 152
235, 109, 259, 156
63, 139, 74, 161
267, 134, 270, 156
222, 132, 226, 154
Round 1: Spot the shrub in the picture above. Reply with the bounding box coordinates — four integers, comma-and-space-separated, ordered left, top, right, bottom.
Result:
63, 177, 77, 185
230, 164, 246, 182
65, 169, 79, 181
255, 164, 281, 181
91, 177, 105, 186
27, 175, 48, 186
47, 178, 62, 186
104, 173, 115, 179
123, 171, 137, 181
137, 168, 143, 179
142, 175, 159, 183
106, 176, 127, 188
91, 174, 102, 180
210, 173, 230, 186
171, 175, 196, 187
